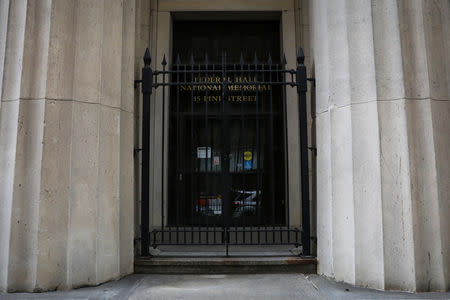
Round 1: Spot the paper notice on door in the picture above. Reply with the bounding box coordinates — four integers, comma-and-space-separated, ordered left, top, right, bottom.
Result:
213, 156, 220, 166
197, 147, 211, 158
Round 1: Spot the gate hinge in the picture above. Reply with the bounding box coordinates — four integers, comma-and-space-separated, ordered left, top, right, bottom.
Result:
134, 79, 142, 89
308, 147, 317, 156
307, 78, 315, 87
134, 148, 142, 157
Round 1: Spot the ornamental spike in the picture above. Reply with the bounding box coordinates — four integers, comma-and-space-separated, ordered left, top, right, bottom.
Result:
297, 47, 305, 65
143, 48, 151, 66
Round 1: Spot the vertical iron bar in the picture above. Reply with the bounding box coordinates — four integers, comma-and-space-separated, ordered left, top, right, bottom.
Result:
161, 55, 167, 241
297, 48, 310, 255
183, 62, 187, 244
190, 54, 195, 244
281, 55, 291, 243
176, 55, 181, 244
247, 61, 253, 245
254, 54, 261, 245
212, 62, 216, 245
238, 58, 245, 244
276, 63, 282, 243
141, 48, 152, 256
221, 51, 230, 255
204, 53, 209, 245
268, 55, 275, 244
262, 60, 267, 244
197, 60, 201, 244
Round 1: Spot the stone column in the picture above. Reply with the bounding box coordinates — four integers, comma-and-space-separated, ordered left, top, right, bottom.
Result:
372, 0, 416, 290
0, 0, 136, 292
311, 0, 450, 291
0, 0, 28, 292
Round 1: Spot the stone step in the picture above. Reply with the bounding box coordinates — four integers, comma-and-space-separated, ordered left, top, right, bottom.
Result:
134, 256, 317, 274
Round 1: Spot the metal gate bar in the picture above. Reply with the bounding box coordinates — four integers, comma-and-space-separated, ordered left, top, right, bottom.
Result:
139, 48, 310, 256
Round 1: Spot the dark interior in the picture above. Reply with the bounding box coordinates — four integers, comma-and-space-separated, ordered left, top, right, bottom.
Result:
168, 20, 287, 227
172, 20, 281, 64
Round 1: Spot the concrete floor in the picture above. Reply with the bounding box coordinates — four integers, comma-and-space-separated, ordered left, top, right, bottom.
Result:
1, 274, 450, 300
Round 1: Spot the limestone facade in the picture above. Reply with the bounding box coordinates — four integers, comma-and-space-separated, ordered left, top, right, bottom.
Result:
0, 0, 135, 291
313, 0, 450, 291
0, 0, 448, 293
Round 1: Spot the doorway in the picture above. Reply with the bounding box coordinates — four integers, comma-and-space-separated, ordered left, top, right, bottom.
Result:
143, 19, 306, 254
165, 20, 291, 242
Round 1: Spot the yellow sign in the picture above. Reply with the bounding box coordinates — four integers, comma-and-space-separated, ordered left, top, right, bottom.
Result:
244, 151, 252, 161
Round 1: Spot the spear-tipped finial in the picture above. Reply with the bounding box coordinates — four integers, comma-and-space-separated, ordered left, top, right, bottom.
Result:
282, 53, 287, 65
239, 52, 245, 66
161, 54, 167, 66
143, 48, 151, 66
176, 53, 181, 65
190, 52, 194, 65
267, 53, 272, 65
297, 47, 305, 65
253, 52, 258, 65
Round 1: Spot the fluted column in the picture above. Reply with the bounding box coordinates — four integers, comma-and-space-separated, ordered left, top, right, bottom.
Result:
7, 0, 52, 291
312, 0, 450, 291
0, 0, 136, 292
327, 0, 357, 285
347, 0, 385, 289
372, 0, 416, 290
398, 0, 449, 291
311, 0, 333, 279
0, 0, 28, 291
0, 0, 10, 102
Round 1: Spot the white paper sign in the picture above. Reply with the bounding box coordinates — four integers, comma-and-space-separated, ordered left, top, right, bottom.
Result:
197, 147, 211, 158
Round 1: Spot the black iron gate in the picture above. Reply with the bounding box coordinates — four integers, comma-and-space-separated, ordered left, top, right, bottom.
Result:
138, 48, 310, 256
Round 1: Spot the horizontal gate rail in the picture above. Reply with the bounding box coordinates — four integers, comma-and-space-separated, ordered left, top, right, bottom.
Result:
151, 228, 300, 246
139, 48, 310, 256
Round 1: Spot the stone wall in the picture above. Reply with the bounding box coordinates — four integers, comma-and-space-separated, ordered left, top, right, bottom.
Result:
0, 0, 449, 293
311, 0, 450, 292
0, 0, 136, 292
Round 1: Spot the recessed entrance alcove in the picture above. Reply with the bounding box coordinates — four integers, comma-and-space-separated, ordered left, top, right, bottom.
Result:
137, 7, 311, 269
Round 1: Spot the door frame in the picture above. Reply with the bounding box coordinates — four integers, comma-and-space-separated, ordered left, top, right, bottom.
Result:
147, 8, 301, 230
